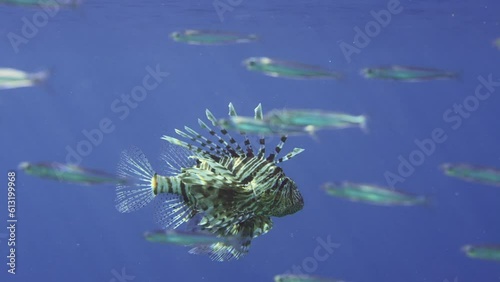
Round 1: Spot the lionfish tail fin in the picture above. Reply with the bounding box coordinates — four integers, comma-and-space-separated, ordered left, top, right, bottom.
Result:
115, 146, 156, 213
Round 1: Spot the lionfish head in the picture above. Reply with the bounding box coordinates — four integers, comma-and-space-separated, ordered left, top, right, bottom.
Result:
269, 176, 304, 217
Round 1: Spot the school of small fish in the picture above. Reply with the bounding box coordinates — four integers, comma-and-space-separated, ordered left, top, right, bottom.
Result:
4, 1, 499, 281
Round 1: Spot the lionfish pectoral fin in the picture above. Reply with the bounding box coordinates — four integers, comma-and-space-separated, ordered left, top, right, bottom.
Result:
153, 194, 195, 229
188, 237, 251, 262
197, 210, 253, 236
183, 212, 206, 232
188, 216, 269, 261
192, 217, 261, 261
212, 216, 273, 261
115, 146, 156, 213
250, 216, 273, 238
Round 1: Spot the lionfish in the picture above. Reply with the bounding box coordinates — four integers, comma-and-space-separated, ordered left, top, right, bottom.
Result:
116, 103, 305, 261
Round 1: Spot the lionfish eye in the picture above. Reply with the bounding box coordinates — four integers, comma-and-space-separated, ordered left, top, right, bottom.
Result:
248, 60, 256, 66
268, 166, 278, 172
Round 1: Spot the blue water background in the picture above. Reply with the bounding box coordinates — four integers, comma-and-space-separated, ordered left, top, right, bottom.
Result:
1, 0, 499, 281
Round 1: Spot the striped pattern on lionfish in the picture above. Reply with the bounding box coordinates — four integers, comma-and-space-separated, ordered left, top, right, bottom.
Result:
115, 103, 305, 261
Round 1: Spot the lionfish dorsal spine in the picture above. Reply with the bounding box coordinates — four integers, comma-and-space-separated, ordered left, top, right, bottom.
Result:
161, 135, 214, 159
266, 135, 288, 162
197, 119, 232, 156
203, 109, 244, 158
229, 102, 254, 157
228, 102, 237, 116
276, 147, 305, 163
254, 103, 263, 120
182, 126, 227, 156
174, 128, 217, 154
254, 103, 266, 159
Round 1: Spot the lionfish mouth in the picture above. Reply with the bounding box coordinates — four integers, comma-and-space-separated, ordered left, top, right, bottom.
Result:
290, 193, 304, 214
271, 183, 304, 217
